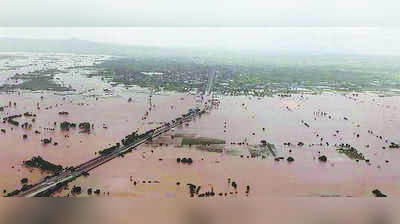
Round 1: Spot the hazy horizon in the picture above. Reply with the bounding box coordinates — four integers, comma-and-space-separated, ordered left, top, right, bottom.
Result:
1, 27, 400, 56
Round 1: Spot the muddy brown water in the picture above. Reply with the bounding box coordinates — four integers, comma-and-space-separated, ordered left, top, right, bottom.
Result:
1, 90, 400, 198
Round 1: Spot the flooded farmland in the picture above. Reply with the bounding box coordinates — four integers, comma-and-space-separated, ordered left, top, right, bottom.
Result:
1, 52, 400, 200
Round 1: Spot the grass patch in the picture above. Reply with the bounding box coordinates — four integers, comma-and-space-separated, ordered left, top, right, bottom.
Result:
195, 144, 225, 153
0, 69, 72, 92
173, 133, 196, 138
249, 143, 276, 158
336, 146, 366, 161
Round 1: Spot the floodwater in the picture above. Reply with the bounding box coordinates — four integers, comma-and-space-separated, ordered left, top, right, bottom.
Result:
50, 92, 400, 198
1, 53, 400, 200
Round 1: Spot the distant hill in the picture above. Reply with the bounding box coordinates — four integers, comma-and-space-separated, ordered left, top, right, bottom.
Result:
0, 38, 112, 54
0, 38, 183, 56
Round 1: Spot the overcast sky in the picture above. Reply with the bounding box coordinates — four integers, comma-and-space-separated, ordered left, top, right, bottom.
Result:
1, 0, 400, 26
1, 1, 400, 55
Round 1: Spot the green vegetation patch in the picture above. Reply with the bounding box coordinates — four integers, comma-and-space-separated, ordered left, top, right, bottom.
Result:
195, 144, 225, 153
181, 137, 226, 146
0, 69, 72, 92
23, 156, 63, 173
249, 142, 276, 158
336, 146, 365, 161
173, 133, 196, 138
60, 121, 77, 130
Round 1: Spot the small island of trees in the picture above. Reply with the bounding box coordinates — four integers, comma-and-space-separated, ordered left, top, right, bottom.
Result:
23, 156, 63, 173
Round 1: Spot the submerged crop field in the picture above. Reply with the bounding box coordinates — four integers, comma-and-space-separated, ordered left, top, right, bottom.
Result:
0, 51, 399, 200
3, 0, 400, 219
